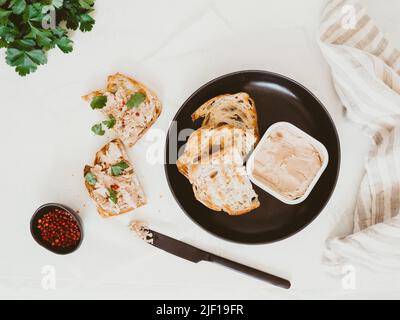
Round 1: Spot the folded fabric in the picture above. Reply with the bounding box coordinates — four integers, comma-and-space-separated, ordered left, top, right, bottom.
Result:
319, 0, 400, 271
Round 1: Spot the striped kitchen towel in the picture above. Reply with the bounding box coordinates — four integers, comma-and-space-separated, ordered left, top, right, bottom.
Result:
319, 0, 400, 272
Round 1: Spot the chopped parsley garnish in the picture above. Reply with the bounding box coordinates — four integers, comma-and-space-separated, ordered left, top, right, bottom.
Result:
90, 95, 107, 109
111, 161, 129, 176
126, 92, 146, 109
103, 114, 116, 129
85, 172, 97, 185
109, 189, 118, 204
91, 123, 105, 136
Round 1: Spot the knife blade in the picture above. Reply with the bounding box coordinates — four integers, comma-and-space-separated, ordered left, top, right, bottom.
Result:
148, 229, 291, 289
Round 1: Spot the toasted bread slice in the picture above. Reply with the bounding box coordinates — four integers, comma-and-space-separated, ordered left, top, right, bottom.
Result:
191, 93, 259, 140
177, 125, 257, 178
188, 158, 260, 216
84, 139, 146, 218
83, 73, 162, 148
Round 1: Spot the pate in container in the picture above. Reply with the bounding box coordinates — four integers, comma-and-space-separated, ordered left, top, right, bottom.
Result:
246, 122, 329, 205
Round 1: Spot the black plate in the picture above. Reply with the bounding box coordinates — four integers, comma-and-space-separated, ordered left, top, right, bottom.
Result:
165, 70, 340, 244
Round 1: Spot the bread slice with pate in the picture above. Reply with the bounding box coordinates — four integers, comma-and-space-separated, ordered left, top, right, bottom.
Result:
84, 139, 146, 218
83, 73, 162, 148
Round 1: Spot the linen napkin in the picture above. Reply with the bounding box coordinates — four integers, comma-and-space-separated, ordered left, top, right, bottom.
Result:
319, 0, 400, 272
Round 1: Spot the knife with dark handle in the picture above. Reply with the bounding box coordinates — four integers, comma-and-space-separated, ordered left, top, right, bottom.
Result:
148, 229, 291, 289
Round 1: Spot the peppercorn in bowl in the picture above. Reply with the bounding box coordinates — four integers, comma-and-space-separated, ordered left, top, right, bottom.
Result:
30, 203, 83, 255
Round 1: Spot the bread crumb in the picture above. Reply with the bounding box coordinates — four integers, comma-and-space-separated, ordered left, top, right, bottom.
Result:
129, 220, 153, 244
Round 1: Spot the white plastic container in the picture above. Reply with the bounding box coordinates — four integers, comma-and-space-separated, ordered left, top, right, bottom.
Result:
246, 122, 329, 205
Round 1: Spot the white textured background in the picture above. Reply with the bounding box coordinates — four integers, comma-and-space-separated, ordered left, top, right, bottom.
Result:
0, 0, 399, 299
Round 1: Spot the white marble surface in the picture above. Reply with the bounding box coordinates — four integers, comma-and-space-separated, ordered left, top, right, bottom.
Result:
1, 0, 399, 299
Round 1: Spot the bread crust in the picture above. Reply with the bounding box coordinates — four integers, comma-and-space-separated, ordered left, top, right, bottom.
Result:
191, 92, 259, 140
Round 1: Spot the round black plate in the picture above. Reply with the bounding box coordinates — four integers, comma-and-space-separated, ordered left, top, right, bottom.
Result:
165, 70, 340, 244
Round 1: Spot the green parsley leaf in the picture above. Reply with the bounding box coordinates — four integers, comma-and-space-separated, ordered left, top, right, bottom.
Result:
10, 0, 26, 15
0, 25, 19, 43
91, 123, 105, 136
0, 9, 12, 25
41, 0, 63, 17
78, 0, 94, 10
103, 115, 116, 129
52, 27, 67, 39
108, 189, 118, 204
85, 172, 97, 185
25, 3, 45, 23
111, 161, 129, 176
90, 95, 107, 109
13, 38, 35, 50
56, 36, 73, 53
25, 26, 54, 50
79, 13, 95, 32
6, 48, 47, 76
126, 92, 146, 110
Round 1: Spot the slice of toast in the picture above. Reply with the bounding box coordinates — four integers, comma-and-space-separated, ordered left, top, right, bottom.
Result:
191, 92, 259, 140
83, 73, 162, 148
84, 139, 146, 218
188, 159, 260, 216
177, 125, 257, 178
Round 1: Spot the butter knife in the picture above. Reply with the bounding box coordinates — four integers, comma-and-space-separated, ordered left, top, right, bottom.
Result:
143, 228, 291, 289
